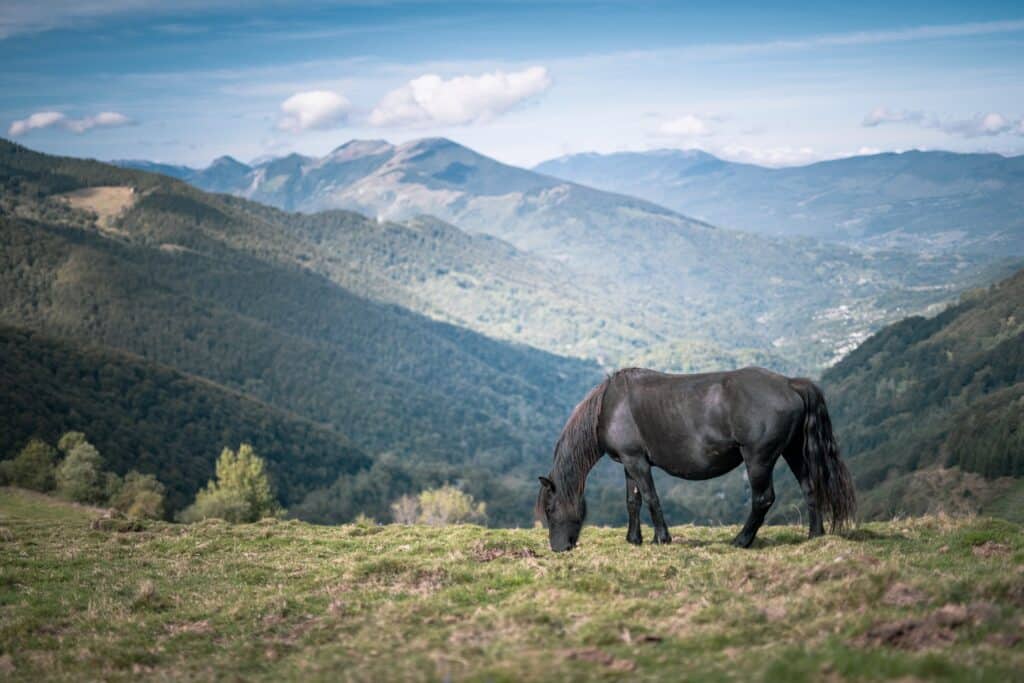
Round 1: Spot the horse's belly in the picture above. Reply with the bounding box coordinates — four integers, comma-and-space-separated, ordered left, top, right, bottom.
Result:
650, 446, 743, 480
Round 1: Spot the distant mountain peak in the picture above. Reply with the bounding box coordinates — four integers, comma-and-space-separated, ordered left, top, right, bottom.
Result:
210, 155, 249, 170
327, 139, 394, 162
397, 137, 468, 158
404, 137, 459, 150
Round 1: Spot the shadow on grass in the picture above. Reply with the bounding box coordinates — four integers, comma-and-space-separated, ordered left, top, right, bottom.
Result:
841, 528, 907, 542
671, 528, 908, 550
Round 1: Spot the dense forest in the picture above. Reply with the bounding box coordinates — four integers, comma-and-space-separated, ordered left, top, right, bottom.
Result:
0, 324, 370, 512
823, 269, 1024, 518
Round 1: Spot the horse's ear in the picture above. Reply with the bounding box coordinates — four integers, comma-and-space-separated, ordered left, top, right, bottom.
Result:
538, 476, 555, 493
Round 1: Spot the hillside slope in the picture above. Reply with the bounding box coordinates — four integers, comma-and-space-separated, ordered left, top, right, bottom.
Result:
0, 324, 371, 512
535, 149, 1024, 255
1, 491, 1022, 681
0, 139, 602, 524
824, 267, 1024, 517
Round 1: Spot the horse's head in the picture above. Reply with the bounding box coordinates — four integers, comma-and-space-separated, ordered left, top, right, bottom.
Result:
536, 475, 586, 552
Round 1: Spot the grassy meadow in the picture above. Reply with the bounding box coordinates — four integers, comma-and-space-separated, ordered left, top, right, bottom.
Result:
1, 487, 1022, 682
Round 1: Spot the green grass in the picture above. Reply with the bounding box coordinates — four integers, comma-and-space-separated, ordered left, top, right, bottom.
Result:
1, 488, 1022, 682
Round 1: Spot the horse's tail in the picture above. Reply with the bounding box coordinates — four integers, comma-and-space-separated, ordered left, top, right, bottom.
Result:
789, 378, 856, 532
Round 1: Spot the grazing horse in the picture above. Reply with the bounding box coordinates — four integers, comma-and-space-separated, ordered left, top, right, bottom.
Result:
536, 367, 856, 552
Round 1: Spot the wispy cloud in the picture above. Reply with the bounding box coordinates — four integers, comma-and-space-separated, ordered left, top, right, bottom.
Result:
715, 144, 820, 166
862, 107, 926, 127
368, 67, 552, 128
0, 0, 219, 39
729, 19, 1024, 54
7, 110, 132, 136
863, 107, 1024, 137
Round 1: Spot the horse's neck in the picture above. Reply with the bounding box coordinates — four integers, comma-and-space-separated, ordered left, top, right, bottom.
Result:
552, 447, 600, 498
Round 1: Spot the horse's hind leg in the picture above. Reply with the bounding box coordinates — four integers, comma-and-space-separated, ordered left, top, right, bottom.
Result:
732, 449, 778, 548
622, 456, 671, 545
625, 471, 643, 545
783, 447, 824, 539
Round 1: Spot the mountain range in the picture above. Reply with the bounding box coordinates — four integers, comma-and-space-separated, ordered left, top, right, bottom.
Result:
4, 137, 1023, 525
534, 148, 1024, 256
118, 138, 1003, 372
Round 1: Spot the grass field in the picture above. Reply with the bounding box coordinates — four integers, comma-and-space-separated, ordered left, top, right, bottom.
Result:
1, 487, 1022, 681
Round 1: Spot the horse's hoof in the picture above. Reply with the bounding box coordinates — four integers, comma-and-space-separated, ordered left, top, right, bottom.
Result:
731, 535, 753, 548
626, 532, 643, 545
654, 532, 672, 545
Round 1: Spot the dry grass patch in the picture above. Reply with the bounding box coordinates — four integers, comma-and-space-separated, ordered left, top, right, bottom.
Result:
56, 185, 136, 231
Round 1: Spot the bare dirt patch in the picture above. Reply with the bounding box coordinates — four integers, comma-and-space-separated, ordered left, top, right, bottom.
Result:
882, 582, 929, 607
471, 541, 539, 562
805, 553, 880, 583
972, 541, 1011, 558
561, 648, 635, 671
166, 620, 213, 637
856, 603, 998, 651
57, 186, 136, 230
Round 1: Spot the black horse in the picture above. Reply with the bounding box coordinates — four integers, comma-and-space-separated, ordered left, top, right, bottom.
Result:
536, 367, 855, 552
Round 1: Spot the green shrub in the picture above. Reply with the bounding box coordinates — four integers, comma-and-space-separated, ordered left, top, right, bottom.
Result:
110, 471, 166, 519
0, 439, 58, 491
57, 431, 89, 455
55, 441, 106, 504
179, 444, 281, 523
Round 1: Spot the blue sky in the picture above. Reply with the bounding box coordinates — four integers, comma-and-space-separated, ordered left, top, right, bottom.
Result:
2, 1, 1023, 167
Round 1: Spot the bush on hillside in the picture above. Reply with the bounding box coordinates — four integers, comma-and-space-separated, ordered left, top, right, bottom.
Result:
391, 484, 486, 525
390, 494, 420, 524
0, 439, 58, 491
55, 440, 106, 504
57, 431, 89, 455
179, 444, 282, 523
110, 471, 167, 519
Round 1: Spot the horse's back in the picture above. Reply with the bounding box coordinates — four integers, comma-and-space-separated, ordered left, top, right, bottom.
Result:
606, 367, 803, 476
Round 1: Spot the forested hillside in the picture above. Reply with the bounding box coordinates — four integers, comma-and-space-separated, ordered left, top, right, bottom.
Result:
0, 139, 603, 524
824, 268, 1024, 518
0, 324, 372, 512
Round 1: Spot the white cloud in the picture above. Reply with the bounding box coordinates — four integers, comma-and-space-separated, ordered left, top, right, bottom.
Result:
941, 112, 1017, 137
7, 110, 132, 136
716, 144, 820, 167
863, 107, 1024, 137
862, 107, 924, 127
66, 111, 132, 133
657, 114, 713, 137
7, 111, 65, 136
276, 90, 351, 133
368, 66, 551, 127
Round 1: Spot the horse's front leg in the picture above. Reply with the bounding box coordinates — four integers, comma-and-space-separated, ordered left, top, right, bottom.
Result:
625, 470, 643, 545
624, 457, 671, 545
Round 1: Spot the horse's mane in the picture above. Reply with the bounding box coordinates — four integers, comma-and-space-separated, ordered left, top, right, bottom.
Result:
550, 373, 615, 499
